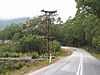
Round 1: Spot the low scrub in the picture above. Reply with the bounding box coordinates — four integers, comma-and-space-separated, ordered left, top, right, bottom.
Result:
31, 52, 38, 59
0, 61, 27, 74
0, 52, 20, 58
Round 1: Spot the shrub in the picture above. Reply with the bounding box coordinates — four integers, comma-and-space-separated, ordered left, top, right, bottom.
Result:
15, 62, 23, 69
31, 52, 38, 59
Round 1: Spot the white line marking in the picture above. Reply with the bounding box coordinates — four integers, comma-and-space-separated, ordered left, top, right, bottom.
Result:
80, 53, 83, 75
77, 53, 83, 75
77, 54, 81, 75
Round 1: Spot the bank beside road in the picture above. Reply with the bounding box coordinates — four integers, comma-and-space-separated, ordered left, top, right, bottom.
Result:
0, 46, 71, 75
82, 46, 100, 60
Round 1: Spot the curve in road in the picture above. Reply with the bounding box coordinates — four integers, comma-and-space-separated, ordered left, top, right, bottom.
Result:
25, 47, 100, 75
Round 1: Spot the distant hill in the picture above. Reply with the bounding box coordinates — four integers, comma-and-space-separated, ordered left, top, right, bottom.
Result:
0, 17, 30, 30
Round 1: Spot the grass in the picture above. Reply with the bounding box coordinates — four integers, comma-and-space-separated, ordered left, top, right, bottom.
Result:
61, 48, 72, 56
10, 58, 60, 75
92, 54, 100, 60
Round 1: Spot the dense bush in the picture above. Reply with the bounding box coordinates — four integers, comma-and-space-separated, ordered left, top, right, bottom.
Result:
31, 52, 38, 59
0, 44, 15, 53
92, 36, 100, 50
15, 35, 45, 53
51, 40, 61, 56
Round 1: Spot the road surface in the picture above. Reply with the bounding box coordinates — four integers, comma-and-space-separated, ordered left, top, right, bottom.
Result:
26, 47, 100, 75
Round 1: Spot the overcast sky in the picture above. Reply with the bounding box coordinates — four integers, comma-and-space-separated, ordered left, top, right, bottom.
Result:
0, 0, 77, 22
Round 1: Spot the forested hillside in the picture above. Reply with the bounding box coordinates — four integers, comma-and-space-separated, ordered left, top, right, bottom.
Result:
0, 17, 29, 30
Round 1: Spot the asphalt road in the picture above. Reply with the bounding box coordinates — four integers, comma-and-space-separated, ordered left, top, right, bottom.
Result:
26, 47, 100, 75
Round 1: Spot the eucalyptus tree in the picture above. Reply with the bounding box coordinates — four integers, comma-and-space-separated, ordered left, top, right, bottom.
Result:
75, 0, 100, 18
1, 24, 22, 40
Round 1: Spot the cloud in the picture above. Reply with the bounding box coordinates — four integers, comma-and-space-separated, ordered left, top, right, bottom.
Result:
0, 0, 77, 22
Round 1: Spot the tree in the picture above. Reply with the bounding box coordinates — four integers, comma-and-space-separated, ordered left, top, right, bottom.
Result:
0, 24, 22, 40
15, 35, 46, 54
75, 0, 100, 18
12, 33, 23, 42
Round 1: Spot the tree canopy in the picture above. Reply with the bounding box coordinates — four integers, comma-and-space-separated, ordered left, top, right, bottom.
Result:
75, 0, 100, 18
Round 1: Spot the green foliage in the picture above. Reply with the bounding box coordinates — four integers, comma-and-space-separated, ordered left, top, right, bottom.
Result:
0, 52, 20, 58
12, 33, 23, 41
93, 54, 100, 59
50, 11, 100, 52
0, 24, 22, 40
51, 25, 64, 44
0, 61, 26, 74
73, 3, 100, 50
16, 35, 46, 54
75, 0, 100, 18
0, 44, 15, 53
52, 40, 60, 51
31, 52, 38, 59
92, 36, 100, 50
50, 40, 60, 56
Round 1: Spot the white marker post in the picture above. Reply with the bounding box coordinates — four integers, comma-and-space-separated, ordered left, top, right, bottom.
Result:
49, 53, 52, 63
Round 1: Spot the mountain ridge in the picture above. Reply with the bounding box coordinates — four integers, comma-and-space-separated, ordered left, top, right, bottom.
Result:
0, 17, 30, 30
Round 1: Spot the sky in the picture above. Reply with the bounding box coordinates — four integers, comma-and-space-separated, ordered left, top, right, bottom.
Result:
0, 0, 77, 22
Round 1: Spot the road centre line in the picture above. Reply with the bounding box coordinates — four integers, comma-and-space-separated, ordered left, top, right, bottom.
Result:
77, 53, 83, 75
